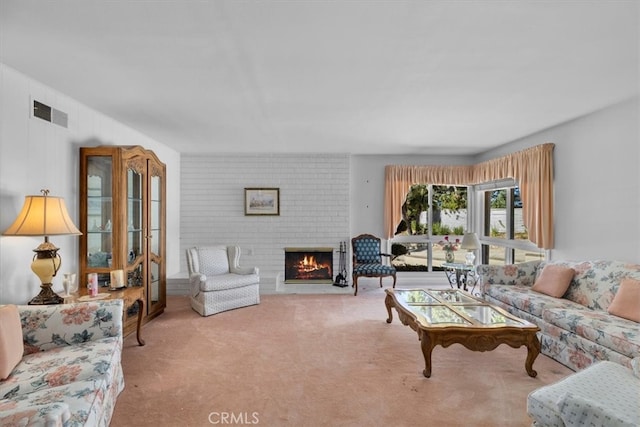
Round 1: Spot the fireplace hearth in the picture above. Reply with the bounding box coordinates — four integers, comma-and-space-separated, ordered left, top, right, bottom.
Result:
284, 247, 333, 283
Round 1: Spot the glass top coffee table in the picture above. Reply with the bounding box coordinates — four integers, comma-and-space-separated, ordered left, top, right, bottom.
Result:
385, 288, 540, 378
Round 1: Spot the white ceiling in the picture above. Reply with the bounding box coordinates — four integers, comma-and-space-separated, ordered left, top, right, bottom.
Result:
1, 1, 638, 155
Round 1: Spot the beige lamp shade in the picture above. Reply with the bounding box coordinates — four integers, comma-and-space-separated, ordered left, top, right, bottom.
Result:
3, 194, 81, 237
3, 190, 81, 305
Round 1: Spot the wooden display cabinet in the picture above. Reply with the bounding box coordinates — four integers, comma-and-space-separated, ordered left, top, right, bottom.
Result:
79, 145, 166, 337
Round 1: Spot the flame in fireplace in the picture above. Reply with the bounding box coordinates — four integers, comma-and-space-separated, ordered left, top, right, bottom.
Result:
284, 249, 333, 282
298, 255, 327, 273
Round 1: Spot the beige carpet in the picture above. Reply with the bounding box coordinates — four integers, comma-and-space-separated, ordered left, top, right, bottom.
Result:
110, 288, 573, 426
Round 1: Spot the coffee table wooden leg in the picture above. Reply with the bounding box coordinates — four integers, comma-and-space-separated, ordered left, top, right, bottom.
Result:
525, 334, 540, 377
420, 331, 435, 378
136, 298, 146, 346
385, 293, 394, 323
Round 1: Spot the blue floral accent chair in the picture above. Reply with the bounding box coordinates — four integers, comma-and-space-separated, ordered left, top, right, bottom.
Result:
351, 234, 396, 296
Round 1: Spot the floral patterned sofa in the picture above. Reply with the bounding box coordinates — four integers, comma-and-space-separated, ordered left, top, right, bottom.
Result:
0, 300, 124, 426
477, 260, 640, 371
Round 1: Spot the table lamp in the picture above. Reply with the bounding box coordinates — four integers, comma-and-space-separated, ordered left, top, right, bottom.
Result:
460, 232, 481, 265
3, 189, 82, 304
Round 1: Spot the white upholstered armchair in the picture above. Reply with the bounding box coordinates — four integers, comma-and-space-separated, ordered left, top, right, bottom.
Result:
186, 246, 260, 316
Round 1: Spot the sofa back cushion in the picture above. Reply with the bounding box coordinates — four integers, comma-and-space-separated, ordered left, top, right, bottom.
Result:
477, 260, 541, 288
0, 304, 24, 379
548, 260, 640, 311
607, 278, 640, 322
532, 264, 575, 298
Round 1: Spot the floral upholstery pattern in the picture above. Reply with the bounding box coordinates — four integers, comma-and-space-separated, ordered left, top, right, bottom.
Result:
0, 300, 124, 427
478, 260, 640, 372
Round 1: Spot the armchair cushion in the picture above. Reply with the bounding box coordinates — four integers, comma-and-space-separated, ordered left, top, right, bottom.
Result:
557, 392, 637, 427
197, 246, 231, 276
353, 238, 384, 263
353, 264, 396, 276
200, 273, 261, 291
0, 304, 23, 380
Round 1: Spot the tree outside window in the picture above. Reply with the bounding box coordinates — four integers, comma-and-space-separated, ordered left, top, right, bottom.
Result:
392, 184, 468, 271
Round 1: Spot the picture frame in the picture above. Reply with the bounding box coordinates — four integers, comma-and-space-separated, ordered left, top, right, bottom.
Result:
244, 188, 280, 216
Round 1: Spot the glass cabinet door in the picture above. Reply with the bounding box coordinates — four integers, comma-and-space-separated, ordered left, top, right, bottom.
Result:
126, 166, 144, 286
149, 173, 162, 310
86, 156, 113, 286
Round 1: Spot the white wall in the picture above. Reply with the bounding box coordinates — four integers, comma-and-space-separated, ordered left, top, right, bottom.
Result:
180, 153, 349, 282
0, 64, 181, 304
477, 97, 640, 263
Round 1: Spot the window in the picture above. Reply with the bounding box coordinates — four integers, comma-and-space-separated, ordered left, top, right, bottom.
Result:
384, 144, 555, 250
480, 181, 544, 265
391, 184, 469, 271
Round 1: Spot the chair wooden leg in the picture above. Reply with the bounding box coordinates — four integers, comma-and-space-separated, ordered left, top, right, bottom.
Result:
392, 274, 397, 288
353, 277, 358, 296
379, 277, 383, 288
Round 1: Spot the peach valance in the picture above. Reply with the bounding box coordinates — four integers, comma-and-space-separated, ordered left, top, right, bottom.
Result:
384, 143, 554, 249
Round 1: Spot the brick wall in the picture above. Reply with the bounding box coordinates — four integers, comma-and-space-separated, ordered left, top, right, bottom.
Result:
180, 153, 350, 284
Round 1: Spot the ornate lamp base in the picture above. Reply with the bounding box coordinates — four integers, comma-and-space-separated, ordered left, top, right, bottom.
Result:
28, 283, 64, 305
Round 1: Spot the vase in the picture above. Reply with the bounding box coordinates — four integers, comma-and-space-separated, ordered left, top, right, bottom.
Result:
445, 250, 455, 263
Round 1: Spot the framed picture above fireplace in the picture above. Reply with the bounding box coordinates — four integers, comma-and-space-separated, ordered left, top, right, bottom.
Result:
244, 187, 280, 216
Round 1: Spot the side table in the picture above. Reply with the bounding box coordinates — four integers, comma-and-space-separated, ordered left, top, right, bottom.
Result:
441, 262, 478, 294
66, 286, 146, 346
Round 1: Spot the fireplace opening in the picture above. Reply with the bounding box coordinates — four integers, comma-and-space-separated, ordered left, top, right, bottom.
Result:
284, 247, 333, 283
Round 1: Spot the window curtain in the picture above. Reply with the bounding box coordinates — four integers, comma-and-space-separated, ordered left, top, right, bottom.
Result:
384, 143, 555, 249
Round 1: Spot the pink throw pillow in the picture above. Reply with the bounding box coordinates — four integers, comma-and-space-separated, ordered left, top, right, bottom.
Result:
0, 304, 24, 379
531, 264, 575, 298
608, 278, 640, 323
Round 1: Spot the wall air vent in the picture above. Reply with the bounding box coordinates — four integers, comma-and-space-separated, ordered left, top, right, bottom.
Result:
33, 100, 68, 128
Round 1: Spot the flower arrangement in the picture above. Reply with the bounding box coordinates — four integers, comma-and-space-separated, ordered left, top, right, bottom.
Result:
438, 236, 460, 252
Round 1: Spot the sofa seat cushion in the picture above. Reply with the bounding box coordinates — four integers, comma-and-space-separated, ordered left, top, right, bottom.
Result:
353, 263, 396, 276
201, 273, 260, 292
0, 337, 122, 399
0, 401, 71, 427
0, 372, 124, 427
527, 361, 639, 427
543, 308, 640, 358
484, 284, 580, 318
